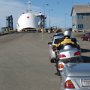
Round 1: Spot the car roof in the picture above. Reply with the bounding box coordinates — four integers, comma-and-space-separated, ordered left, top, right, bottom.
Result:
53, 36, 63, 39
53, 34, 64, 39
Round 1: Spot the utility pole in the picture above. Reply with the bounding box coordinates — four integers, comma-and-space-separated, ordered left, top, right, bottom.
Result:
49, 9, 53, 29
43, 3, 49, 33
44, 3, 48, 15
27, 1, 32, 12
65, 13, 67, 30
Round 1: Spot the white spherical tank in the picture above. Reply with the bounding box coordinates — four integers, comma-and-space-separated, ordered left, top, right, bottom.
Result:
17, 13, 38, 32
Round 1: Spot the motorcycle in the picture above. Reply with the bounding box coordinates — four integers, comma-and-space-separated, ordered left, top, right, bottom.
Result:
55, 44, 82, 76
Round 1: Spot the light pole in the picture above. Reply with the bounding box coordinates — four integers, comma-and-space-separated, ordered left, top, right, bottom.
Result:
43, 3, 48, 15
25, 1, 32, 12
27, 0, 32, 12
65, 13, 67, 30
41, 3, 48, 33
49, 9, 53, 29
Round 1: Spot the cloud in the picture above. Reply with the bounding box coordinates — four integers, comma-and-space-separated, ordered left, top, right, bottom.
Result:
0, 0, 68, 30
0, 0, 25, 29
0, 0, 43, 30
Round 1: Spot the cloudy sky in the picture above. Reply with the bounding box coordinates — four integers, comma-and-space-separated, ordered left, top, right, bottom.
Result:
0, 0, 89, 29
0, 0, 42, 29
0, 0, 24, 29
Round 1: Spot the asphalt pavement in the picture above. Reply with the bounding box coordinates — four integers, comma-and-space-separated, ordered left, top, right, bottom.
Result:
0, 32, 89, 90
0, 32, 61, 90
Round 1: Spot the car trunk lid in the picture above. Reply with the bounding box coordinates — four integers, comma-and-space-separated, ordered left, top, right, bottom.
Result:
65, 63, 90, 77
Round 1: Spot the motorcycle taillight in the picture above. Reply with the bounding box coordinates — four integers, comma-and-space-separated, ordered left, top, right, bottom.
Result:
58, 63, 65, 71
74, 51, 81, 56
58, 54, 66, 58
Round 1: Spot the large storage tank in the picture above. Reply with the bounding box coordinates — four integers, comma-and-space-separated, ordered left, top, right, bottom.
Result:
17, 12, 38, 32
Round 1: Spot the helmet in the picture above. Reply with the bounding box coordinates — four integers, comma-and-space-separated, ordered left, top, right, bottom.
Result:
64, 30, 71, 37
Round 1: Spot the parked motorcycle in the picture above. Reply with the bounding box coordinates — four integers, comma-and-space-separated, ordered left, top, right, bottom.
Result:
55, 44, 82, 76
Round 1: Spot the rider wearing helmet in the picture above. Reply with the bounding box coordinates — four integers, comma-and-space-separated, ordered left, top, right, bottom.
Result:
55, 30, 80, 50
55, 30, 80, 75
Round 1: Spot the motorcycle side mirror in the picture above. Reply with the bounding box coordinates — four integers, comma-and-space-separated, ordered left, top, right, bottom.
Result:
48, 42, 52, 44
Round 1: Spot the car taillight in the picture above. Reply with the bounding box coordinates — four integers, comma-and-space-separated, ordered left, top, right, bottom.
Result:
58, 54, 66, 58
65, 80, 75, 89
74, 51, 81, 56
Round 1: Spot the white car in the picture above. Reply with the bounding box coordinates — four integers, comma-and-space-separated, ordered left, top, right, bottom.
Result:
48, 33, 64, 63
61, 63, 90, 90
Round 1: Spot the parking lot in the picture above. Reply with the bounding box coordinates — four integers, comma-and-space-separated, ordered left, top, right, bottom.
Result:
0, 32, 89, 90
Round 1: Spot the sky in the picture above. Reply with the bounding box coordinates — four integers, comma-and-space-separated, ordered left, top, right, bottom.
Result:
0, 0, 90, 29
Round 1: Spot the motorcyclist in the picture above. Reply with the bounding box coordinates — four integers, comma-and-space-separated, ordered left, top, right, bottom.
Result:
55, 30, 80, 50
55, 30, 80, 75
